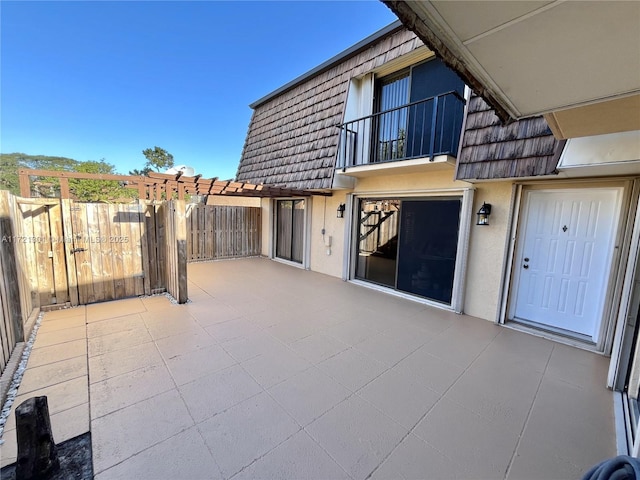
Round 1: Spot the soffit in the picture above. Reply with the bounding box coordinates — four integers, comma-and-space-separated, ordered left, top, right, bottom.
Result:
545, 95, 640, 139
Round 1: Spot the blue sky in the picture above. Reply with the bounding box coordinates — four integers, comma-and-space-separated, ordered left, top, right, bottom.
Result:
1, 1, 398, 180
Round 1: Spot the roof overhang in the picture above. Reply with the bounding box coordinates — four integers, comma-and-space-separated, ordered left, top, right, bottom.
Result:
382, 1, 640, 139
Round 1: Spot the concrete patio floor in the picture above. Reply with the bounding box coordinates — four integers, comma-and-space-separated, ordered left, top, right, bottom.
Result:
0, 257, 616, 479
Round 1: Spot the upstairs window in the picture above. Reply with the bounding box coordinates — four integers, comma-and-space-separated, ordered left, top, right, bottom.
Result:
405, 58, 465, 159
375, 70, 410, 162
339, 57, 466, 168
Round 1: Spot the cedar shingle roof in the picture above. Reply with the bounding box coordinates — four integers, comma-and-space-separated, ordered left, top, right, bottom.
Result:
237, 24, 563, 188
236, 27, 424, 190
456, 95, 563, 180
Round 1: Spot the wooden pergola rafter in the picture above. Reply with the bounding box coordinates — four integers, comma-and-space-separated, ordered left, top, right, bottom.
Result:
17, 169, 331, 200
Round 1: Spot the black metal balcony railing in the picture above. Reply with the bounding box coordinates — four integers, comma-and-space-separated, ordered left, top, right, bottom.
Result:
337, 91, 465, 169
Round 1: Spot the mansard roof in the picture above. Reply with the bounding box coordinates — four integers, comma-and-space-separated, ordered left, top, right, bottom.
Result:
456, 94, 562, 181
236, 25, 424, 190
237, 22, 563, 189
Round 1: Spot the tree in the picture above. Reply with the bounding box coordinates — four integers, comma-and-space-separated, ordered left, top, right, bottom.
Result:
68, 160, 137, 202
0, 153, 80, 196
142, 146, 174, 173
0, 154, 21, 194
129, 167, 152, 176
0, 153, 136, 202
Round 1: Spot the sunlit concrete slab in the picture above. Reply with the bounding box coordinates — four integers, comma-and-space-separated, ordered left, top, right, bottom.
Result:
0, 306, 89, 468
0, 257, 616, 478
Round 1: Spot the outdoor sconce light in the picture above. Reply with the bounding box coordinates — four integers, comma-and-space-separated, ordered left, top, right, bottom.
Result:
476, 202, 492, 226
337, 203, 346, 218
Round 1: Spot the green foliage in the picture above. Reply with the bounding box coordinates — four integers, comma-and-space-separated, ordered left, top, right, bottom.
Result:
0, 152, 80, 196
129, 167, 152, 176
69, 160, 137, 203
378, 128, 406, 162
0, 154, 21, 195
26, 154, 78, 171
142, 146, 174, 172
0, 153, 136, 202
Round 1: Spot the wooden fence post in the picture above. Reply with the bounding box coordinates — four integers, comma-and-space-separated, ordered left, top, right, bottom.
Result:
139, 202, 152, 296
161, 200, 188, 304
15, 396, 59, 480
60, 199, 80, 306
19, 173, 31, 198
48, 201, 70, 305
174, 200, 188, 304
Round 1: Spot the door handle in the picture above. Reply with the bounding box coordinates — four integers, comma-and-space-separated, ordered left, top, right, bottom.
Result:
523, 264, 529, 269
70, 248, 87, 255
524, 257, 529, 262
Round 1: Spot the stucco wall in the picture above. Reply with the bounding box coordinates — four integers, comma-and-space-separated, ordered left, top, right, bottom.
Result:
308, 194, 350, 277
351, 170, 515, 322
353, 168, 469, 193
309, 169, 513, 323
260, 197, 271, 257
463, 181, 513, 322
258, 169, 515, 323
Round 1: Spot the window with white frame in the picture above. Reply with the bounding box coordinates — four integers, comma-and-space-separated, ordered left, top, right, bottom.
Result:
338, 57, 466, 168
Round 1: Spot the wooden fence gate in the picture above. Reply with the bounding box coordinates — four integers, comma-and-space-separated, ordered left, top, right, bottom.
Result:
6, 196, 262, 312
13, 198, 68, 307
10, 198, 169, 308
64, 201, 148, 305
1, 192, 190, 377
6, 197, 263, 312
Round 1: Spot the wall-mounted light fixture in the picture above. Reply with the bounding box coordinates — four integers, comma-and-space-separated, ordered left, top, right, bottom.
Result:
337, 203, 346, 218
476, 202, 492, 226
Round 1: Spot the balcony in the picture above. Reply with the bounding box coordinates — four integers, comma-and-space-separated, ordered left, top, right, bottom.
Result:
336, 91, 465, 175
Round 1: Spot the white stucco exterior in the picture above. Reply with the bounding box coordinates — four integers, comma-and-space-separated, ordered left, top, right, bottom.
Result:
259, 168, 518, 324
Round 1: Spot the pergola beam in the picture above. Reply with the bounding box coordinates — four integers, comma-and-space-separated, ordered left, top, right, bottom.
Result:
17, 168, 331, 200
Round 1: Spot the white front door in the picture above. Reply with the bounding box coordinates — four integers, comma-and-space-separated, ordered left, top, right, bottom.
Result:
511, 188, 622, 342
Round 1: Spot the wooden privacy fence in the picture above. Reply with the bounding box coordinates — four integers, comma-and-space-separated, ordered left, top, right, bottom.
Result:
0, 191, 189, 376
186, 205, 261, 262
0, 191, 267, 376
0, 192, 26, 374
5, 197, 187, 306
6, 198, 172, 306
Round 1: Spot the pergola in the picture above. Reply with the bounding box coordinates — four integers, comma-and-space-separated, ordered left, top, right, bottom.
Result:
17, 169, 331, 200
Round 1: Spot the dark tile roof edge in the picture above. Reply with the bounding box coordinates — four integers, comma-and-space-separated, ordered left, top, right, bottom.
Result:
249, 20, 404, 109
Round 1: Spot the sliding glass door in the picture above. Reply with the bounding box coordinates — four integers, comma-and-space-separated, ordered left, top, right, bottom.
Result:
354, 197, 462, 305
355, 199, 400, 287
396, 199, 460, 303
276, 199, 305, 264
